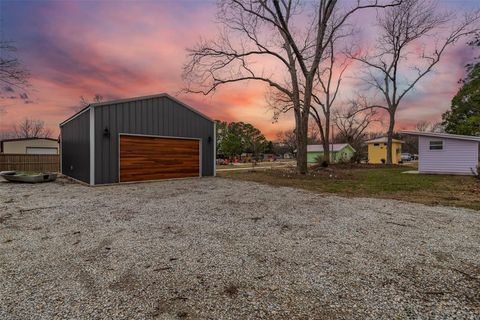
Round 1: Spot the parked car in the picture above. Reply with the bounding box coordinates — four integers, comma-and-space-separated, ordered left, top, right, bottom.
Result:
401, 153, 412, 161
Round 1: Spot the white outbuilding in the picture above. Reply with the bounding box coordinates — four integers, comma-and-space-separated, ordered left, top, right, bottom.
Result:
403, 131, 480, 175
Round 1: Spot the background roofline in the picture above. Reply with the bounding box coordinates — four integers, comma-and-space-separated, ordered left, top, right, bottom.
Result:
401, 131, 480, 142
0, 137, 58, 142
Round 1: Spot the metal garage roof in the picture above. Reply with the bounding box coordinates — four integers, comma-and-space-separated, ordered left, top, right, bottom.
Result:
59, 93, 214, 127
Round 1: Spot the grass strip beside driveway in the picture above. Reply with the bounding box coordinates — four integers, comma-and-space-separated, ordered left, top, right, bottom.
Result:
218, 165, 480, 210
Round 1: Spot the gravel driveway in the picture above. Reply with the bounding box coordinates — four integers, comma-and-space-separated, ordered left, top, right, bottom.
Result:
0, 177, 479, 319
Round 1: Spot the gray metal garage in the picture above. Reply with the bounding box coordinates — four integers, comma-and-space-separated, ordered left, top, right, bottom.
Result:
60, 93, 216, 185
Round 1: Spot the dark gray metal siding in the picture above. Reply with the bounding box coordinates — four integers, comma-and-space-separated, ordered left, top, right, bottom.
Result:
60, 110, 90, 183
94, 96, 214, 184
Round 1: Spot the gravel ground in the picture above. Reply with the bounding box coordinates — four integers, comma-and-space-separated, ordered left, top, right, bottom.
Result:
0, 177, 479, 319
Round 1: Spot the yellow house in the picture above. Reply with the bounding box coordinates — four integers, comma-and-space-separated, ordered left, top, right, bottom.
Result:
366, 137, 404, 164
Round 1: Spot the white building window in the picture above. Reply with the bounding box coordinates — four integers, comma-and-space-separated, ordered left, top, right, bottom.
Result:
429, 140, 443, 150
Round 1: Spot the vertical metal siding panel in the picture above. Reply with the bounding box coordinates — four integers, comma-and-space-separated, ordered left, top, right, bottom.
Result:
147, 99, 153, 134
141, 100, 147, 134
187, 110, 192, 137
164, 99, 170, 135
144, 99, 149, 133
98, 107, 103, 184
164, 99, 168, 135
147, 100, 151, 134
128, 102, 134, 133
61, 111, 90, 183
96, 107, 100, 184
188, 109, 193, 137
138, 101, 143, 134
151, 99, 156, 134
123, 104, 129, 134
94, 107, 101, 184
139, 101, 144, 133
109, 103, 116, 182
176, 106, 183, 137
95, 107, 100, 184
152, 99, 156, 134
117, 103, 124, 182
185, 108, 190, 137
137, 101, 141, 134
153, 99, 160, 135
208, 120, 212, 175
177, 108, 183, 137
167, 99, 171, 135
103, 106, 109, 183
162, 98, 166, 135
199, 117, 205, 175
206, 119, 214, 176
93, 104, 117, 184
174, 106, 180, 137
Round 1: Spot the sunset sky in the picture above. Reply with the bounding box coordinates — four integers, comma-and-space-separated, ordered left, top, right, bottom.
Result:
0, 0, 478, 139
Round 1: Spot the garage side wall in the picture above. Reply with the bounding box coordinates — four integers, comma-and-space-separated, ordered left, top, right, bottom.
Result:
60, 110, 90, 183
94, 96, 215, 184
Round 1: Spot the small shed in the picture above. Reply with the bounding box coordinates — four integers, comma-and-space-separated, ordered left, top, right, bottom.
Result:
0, 137, 59, 154
307, 143, 355, 163
402, 131, 480, 175
60, 93, 216, 185
366, 137, 404, 164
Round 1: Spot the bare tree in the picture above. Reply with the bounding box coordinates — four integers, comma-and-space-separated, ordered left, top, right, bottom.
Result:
276, 129, 297, 154
78, 94, 103, 111
309, 35, 351, 163
271, 20, 353, 164
415, 120, 444, 133
333, 97, 380, 160
272, 34, 352, 163
307, 121, 322, 144
349, 0, 480, 164
0, 41, 29, 89
13, 118, 52, 138
183, 0, 401, 174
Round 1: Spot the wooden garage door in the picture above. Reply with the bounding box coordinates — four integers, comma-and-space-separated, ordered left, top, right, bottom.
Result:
119, 135, 200, 182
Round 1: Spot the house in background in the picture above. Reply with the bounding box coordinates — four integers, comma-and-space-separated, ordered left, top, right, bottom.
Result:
403, 131, 480, 175
307, 143, 355, 163
0, 137, 59, 154
366, 137, 404, 164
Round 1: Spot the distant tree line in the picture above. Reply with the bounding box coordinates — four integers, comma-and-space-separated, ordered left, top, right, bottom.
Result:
216, 121, 271, 159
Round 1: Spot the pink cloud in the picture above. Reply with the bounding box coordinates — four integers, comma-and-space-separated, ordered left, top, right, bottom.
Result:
0, 1, 476, 140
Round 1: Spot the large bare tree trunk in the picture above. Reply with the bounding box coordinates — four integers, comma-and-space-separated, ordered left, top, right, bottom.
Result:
386, 111, 395, 164
322, 116, 330, 163
295, 112, 308, 174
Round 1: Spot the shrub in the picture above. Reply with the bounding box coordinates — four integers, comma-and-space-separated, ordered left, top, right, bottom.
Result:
314, 155, 329, 168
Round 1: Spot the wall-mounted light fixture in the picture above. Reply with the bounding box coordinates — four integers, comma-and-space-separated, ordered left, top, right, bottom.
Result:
103, 127, 110, 138
207, 136, 212, 143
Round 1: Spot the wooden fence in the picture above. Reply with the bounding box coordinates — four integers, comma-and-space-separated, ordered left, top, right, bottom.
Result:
0, 154, 60, 172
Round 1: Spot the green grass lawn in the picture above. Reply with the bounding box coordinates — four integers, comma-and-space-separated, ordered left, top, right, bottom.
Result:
218, 165, 480, 210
